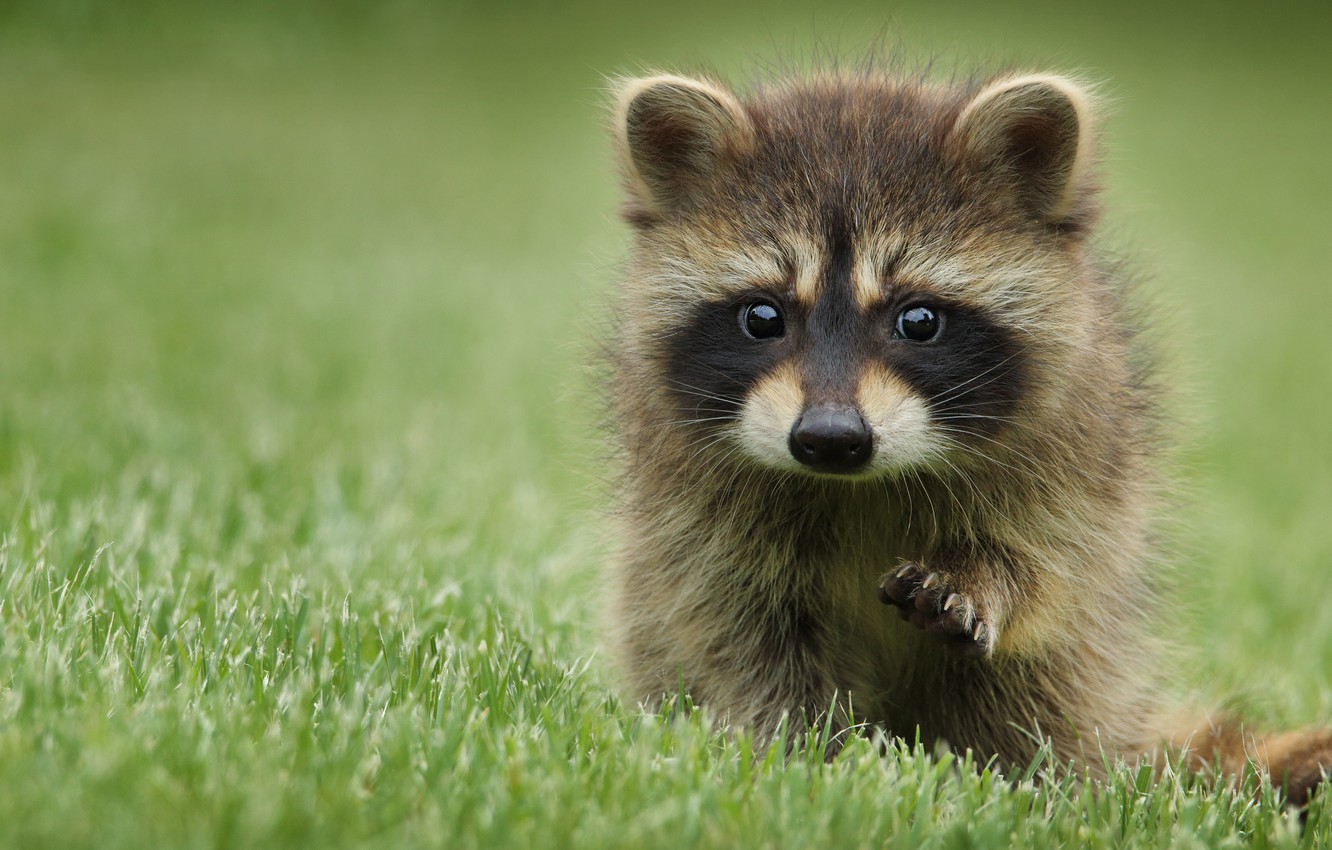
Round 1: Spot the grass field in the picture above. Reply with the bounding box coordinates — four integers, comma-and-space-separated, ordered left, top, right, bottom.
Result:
1, 1, 1330, 846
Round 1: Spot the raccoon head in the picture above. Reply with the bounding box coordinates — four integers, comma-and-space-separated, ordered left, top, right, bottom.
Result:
613, 71, 1098, 478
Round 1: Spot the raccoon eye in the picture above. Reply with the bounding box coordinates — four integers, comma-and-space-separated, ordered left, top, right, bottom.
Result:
895, 305, 941, 342
740, 302, 785, 340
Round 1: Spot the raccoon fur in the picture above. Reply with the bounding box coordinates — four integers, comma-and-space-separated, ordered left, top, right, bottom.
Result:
604, 65, 1332, 803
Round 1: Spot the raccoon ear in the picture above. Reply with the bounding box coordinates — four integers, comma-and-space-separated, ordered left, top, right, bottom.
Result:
613, 74, 753, 219
951, 74, 1096, 226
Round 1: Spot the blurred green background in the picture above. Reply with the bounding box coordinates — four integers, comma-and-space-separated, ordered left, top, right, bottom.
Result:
0, 0, 1330, 844
4, 0, 1332, 714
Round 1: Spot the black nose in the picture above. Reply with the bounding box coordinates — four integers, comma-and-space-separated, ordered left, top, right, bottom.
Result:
788, 406, 873, 472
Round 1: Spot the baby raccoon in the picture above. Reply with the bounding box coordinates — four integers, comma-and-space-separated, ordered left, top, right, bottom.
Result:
605, 66, 1331, 802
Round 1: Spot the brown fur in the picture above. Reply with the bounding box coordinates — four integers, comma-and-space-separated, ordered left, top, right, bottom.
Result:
603, 66, 1329, 804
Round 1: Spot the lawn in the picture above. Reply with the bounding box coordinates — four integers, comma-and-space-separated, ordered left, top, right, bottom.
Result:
1, 1, 1330, 846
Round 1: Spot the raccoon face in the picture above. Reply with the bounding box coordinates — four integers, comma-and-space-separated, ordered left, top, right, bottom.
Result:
614, 72, 1094, 478
653, 238, 1027, 478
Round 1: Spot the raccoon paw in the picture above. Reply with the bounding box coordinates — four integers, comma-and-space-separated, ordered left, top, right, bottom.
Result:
877, 563, 994, 658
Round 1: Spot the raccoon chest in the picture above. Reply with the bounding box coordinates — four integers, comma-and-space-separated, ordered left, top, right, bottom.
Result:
628, 491, 928, 718
806, 549, 922, 702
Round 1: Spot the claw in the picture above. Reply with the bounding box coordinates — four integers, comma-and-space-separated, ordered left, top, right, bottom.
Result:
879, 566, 993, 657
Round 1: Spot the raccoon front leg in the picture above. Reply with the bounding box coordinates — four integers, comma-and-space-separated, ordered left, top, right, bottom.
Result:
615, 573, 849, 746
702, 623, 852, 752
744, 683, 859, 758
877, 560, 1006, 657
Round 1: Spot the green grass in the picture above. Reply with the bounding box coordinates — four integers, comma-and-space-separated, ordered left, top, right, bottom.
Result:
1, 1, 1330, 846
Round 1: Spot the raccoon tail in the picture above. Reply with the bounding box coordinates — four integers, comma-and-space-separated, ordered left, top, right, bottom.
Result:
1166, 710, 1332, 807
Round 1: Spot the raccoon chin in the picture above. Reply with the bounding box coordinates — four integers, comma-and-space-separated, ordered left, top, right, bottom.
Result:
728, 431, 944, 482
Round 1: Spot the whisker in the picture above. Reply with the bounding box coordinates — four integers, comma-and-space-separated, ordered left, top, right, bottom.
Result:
930, 352, 1022, 406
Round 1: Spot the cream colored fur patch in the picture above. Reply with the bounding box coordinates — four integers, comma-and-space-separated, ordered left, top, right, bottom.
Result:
734, 362, 805, 471
857, 363, 948, 473
788, 233, 823, 307
851, 232, 906, 309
